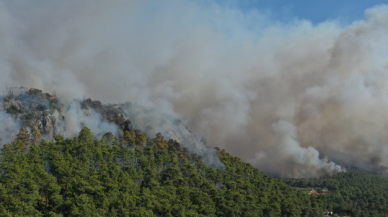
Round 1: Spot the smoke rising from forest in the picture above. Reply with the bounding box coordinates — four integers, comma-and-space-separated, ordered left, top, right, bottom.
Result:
0, 111, 21, 144
1, 0, 388, 177
60, 101, 119, 139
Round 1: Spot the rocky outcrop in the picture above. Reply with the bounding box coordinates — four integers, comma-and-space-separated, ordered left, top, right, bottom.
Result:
0, 87, 62, 141
0, 87, 224, 168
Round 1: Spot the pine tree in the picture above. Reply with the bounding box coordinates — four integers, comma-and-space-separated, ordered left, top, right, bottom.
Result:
30, 127, 42, 145
124, 131, 136, 147
78, 127, 94, 144
102, 132, 114, 145
14, 127, 30, 152
135, 130, 147, 147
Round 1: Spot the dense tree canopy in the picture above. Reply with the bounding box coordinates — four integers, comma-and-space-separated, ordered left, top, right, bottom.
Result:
283, 171, 388, 217
0, 127, 324, 216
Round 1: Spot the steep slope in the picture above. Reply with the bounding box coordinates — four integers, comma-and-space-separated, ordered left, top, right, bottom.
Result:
0, 127, 324, 216
0, 87, 327, 216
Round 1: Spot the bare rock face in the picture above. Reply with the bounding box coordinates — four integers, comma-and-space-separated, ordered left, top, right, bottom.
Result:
0, 87, 62, 141
34, 114, 58, 137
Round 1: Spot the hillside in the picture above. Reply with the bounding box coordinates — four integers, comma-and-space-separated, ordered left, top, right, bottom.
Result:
0, 87, 326, 216
2, 88, 388, 216
283, 171, 388, 217
0, 127, 325, 216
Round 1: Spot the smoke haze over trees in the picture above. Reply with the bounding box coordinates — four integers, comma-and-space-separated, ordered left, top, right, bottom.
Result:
1, 0, 388, 177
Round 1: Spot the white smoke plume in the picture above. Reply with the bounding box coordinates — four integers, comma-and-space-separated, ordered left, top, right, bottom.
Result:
0, 111, 21, 145
60, 101, 119, 139
247, 121, 344, 178
1, 0, 388, 177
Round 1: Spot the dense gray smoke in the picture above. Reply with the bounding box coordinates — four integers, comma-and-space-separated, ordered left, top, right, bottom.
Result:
1, 0, 388, 177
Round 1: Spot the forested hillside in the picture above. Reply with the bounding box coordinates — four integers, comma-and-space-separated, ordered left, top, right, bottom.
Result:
0, 127, 324, 216
283, 171, 388, 217
3, 88, 388, 217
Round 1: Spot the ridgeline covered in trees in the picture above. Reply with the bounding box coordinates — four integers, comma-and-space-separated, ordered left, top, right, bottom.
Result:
0, 127, 323, 216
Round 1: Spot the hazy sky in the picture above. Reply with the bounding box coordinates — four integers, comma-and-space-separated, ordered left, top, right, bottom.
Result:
233, 0, 388, 24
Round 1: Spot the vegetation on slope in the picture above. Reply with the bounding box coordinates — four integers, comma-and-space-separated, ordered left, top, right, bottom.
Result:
0, 127, 324, 216
283, 170, 388, 217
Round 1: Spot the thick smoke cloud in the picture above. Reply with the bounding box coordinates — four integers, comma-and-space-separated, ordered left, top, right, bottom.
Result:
0, 0, 388, 177
247, 121, 343, 178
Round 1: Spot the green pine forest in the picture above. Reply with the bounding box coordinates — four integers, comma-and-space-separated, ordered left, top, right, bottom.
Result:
1, 126, 388, 216
283, 171, 388, 217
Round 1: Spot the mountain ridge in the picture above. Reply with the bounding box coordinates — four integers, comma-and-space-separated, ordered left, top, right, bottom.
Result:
0, 87, 222, 168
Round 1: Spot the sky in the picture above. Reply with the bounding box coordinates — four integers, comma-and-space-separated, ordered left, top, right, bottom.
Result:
232, 0, 388, 24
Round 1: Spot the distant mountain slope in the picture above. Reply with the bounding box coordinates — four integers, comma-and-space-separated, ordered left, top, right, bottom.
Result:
283, 170, 388, 216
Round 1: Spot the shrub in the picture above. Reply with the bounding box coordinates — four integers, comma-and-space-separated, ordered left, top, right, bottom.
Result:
28, 88, 43, 95
6, 105, 18, 114
49, 103, 58, 110
2, 93, 15, 102
37, 104, 47, 111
